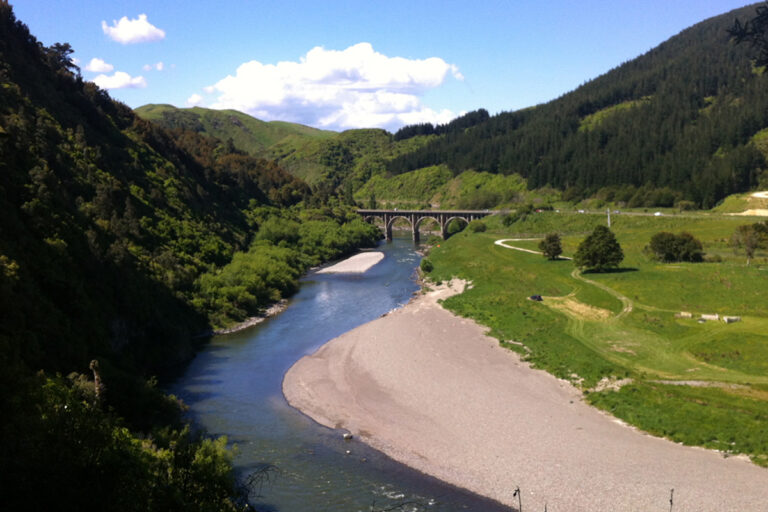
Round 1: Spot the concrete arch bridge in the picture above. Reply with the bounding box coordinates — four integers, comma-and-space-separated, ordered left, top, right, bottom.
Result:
356, 209, 493, 242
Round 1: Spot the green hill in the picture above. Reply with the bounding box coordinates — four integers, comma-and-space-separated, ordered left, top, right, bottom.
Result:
134, 103, 336, 155
0, 5, 380, 510
135, 104, 436, 189
388, 4, 768, 209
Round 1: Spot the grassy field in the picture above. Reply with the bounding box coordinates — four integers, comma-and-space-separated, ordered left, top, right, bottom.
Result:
426, 210, 768, 466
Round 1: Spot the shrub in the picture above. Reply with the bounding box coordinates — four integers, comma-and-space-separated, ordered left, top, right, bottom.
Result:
647, 232, 703, 262
446, 219, 466, 236
420, 258, 433, 273
469, 220, 487, 232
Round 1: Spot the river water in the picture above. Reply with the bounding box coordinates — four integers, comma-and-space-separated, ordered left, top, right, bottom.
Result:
171, 238, 511, 512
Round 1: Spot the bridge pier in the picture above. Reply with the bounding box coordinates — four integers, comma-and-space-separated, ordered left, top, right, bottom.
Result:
358, 209, 492, 243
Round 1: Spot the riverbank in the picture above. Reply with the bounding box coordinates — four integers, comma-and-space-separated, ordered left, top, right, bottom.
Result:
283, 279, 768, 511
211, 300, 289, 335
209, 250, 385, 336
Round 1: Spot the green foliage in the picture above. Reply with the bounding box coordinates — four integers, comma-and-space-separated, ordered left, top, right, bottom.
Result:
468, 220, 487, 232
420, 258, 433, 273
578, 97, 651, 131
446, 218, 467, 236
2, 372, 241, 511
134, 104, 334, 157
730, 220, 768, 265
354, 165, 452, 208
573, 226, 624, 271
588, 383, 768, 466
729, 2, 768, 68
195, 209, 381, 327
354, 168, 533, 210
0, 5, 382, 508
425, 210, 768, 463
647, 231, 704, 262
538, 233, 563, 260
388, 5, 768, 208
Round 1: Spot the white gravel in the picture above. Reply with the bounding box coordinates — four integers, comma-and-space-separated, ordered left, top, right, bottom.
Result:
283, 279, 768, 511
316, 251, 385, 274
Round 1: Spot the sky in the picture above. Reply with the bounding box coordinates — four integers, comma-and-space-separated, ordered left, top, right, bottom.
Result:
11, 0, 759, 132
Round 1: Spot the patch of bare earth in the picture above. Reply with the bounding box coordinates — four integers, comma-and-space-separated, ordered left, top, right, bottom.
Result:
543, 296, 612, 320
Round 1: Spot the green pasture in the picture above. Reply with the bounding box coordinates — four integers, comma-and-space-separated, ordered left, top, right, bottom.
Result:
427, 211, 768, 465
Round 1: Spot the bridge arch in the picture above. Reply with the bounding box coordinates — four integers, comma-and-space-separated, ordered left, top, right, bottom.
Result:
385, 215, 415, 241
356, 209, 492, 243
413, 216, 441, 242
443, 216, 469, 238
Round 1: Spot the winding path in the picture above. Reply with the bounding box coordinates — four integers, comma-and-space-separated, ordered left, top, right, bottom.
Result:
494, 238, 634, 318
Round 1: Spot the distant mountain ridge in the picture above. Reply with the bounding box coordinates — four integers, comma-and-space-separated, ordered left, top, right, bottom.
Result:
136, 5, 768, 210
384, 3, 768, 208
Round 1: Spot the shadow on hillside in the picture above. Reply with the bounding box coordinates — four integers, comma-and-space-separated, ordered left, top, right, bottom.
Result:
582, 267, 638, 274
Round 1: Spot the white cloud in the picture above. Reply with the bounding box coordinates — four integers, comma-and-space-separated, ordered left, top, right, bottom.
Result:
142, 61, 164, 71
85, 57, 114, 73
186, 93, 204, 106
92, 71, 147, 90
206, 43, 463, 131
101, 14, 165, 44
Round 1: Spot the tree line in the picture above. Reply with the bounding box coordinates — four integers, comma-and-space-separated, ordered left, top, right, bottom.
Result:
387, 4, 768, 208
0, 5, 379, 509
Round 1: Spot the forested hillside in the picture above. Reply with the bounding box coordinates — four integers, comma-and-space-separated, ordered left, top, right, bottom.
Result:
136, 104, 438, 194
0, 4, 379, 510
388, 4, 768, 208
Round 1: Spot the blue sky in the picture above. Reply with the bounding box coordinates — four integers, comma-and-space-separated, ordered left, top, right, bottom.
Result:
12, 0, 757, 132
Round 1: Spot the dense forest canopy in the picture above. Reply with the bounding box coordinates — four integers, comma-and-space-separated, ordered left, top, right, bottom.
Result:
0, 3, 379, 509
386, 4, 768, 208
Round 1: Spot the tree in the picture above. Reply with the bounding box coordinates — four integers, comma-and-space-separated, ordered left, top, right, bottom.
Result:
573, 225, 624, 271
538, 233, 562, 260
729, 2, 768, 67
730, 222, 768, 266
673, 232, 704, 262
647, 232, 703, 262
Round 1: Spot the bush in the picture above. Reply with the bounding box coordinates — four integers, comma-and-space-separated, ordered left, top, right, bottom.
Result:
420, 258, 433, 273
647, 232, 703, 262
446, 218, 466, 236
469, 220, 487, 232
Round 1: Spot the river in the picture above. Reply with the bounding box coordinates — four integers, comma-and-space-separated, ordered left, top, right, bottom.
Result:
171, 237, 511, 511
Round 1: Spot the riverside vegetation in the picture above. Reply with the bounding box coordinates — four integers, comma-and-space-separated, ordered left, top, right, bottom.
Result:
423, 210, 768, 466
0, 4, 379, 510
6, 0, 768, 509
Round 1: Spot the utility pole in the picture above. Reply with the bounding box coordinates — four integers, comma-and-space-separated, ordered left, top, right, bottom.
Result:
607, 207, 611, 228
